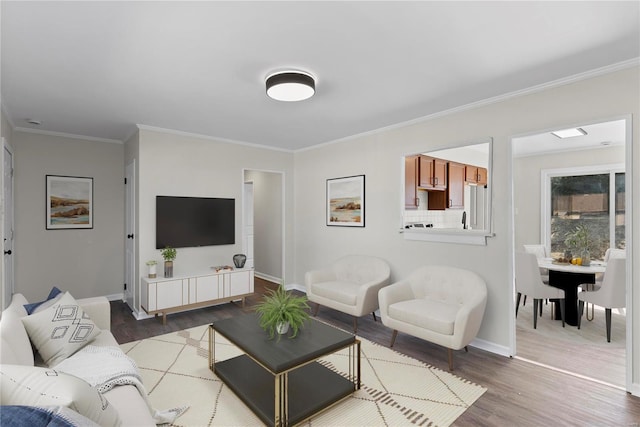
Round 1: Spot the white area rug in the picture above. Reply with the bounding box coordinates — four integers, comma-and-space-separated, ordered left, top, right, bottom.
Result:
120, 323, 486, 427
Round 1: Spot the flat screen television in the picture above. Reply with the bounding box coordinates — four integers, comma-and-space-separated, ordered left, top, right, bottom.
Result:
156, 196, 235, 249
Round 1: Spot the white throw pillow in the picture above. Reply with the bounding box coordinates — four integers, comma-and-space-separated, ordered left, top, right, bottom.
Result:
0, 364, 121, 426
21, 292, 100, 367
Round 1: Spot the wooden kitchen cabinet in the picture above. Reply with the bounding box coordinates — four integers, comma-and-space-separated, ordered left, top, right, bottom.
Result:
405, 155, 419, 209
465, 165, 488, 186
447, 162, 465, 209
419, 156, 447, 190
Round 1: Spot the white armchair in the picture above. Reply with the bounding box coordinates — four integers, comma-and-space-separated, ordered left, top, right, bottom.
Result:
378, 265, 487, 370
305, 255, 391, 332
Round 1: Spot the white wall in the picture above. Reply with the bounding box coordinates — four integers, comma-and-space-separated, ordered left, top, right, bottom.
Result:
132, 127, 293, 314
11, 131, 125, 301
245, 170, 283, 281
293, 66, 640, 384
513, 145, 625, 250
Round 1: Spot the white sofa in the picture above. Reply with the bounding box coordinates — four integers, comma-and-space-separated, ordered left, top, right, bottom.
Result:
0, 293, 156, 426
305, 255, 391, 332
378, 265, 487, 370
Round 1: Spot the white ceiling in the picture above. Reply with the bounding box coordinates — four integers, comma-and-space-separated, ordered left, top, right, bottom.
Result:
512, 119, 627, 158
2, 1, 639, 151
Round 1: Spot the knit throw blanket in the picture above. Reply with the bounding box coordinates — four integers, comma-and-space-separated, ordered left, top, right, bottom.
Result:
54, 345, 188, 424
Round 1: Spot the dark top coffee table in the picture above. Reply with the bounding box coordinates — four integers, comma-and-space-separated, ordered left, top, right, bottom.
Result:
209, 313, 360, 427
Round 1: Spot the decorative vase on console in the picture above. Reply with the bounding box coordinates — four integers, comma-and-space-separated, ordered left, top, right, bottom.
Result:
581, 249, 591, 266
233, 254, 247, 268
160, 246, 177, 278
146, 260, 157, 278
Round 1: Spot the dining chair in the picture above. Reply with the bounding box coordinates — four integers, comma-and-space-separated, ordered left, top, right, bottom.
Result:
580, 248, 625, 320
515, 251, 565, 329
522, 244, 550, 314
577, 257, 625, 342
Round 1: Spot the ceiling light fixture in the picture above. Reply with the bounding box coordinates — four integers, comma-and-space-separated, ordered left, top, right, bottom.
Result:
26, 118, 42, 126
265, 70, 315, 102
551, 127, 587, 138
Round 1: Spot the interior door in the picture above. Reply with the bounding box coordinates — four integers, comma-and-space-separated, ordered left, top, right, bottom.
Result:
3, 143, 14, 309
125, 161, 136, 310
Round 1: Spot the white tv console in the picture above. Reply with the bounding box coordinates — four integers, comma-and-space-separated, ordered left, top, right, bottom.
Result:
141, 267, 254, 324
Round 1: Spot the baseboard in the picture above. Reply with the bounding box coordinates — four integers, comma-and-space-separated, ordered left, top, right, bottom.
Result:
105, 293, 124, 302
469, 337, 512, 357
286, 283, 306, 293
255, 272, 281, 284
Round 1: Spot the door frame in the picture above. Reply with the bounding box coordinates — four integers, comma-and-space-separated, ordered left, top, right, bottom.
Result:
2, 139, 14, 309
125, 160, 136, 310
242, 168, 285, 284
508, 115, 634, 393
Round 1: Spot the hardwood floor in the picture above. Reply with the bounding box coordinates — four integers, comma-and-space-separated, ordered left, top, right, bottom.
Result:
110, 278, 640, 426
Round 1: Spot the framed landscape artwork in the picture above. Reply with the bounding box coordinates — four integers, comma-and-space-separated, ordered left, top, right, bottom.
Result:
326, 175, 365, 227
46, 175, 93, 229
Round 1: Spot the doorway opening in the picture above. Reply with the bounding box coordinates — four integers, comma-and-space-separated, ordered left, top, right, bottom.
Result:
243, 169, 285, 285
511, 117, 630, 390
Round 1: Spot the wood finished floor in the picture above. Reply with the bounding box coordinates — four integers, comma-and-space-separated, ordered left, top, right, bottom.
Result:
110, 278, 640, 426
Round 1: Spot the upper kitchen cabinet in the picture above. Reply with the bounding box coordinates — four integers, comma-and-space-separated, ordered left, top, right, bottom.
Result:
465, 165, 488, 186
405, 155, 420, 209
447, 162, 466, 209
419, 156, 447, 190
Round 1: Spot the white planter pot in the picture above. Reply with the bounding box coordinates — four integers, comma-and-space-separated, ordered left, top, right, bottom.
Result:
148, 264, 157, 278
276, 321, 290, 335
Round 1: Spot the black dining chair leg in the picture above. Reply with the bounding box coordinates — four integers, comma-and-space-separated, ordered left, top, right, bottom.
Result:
539, 299, 543, 317
577, 300, 584, 329
559, 299, 565, 328
606, 308, 612, 342
516, 293, 522, 317
533, 299, 539, 329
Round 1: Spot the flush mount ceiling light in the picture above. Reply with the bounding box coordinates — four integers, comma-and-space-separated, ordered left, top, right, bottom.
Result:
265, 70, 315, 102
551, 127, 587, 138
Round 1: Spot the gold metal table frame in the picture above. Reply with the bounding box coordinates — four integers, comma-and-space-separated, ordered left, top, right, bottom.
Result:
209, 323, 361, 427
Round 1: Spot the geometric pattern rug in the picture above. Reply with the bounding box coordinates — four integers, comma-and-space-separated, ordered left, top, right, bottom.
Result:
120, 324, 486, 427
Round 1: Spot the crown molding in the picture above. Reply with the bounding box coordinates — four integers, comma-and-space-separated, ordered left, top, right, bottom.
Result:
298, 58, 640, 153
136, 124, 294, 153
13, 127, 123, 144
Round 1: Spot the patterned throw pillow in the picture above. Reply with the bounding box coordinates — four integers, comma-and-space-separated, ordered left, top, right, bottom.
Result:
21, 292, 100, 367
0, 365, 120, 426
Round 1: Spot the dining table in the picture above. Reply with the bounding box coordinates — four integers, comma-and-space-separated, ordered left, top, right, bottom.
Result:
537, 258, 606, 326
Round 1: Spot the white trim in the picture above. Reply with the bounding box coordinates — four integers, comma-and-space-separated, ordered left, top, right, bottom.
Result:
298, 59, 640, 154
403, 229, 492, 245
255, 271, 281, 285
513, 114, 635, 395
242, 168, 287, 290
470, 337, 512, 358
139, 124, 294, 153
622, 115, 634, 395
12, 126, 123, 144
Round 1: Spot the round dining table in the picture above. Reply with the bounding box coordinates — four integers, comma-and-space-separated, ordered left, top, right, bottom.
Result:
537, 258, 606, 326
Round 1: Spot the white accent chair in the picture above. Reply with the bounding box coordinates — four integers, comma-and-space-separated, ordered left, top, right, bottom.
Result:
578, 257, 626, 342
305, 255, 391, 332
378, 265, 487, 370
515, 251, 565, 328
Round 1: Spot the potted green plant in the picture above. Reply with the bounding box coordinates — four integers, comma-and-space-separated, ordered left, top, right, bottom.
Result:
255, 284, 310, 340
564, 224, 591, 265
160, 246, 177, 277
145, 260, 157, 278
